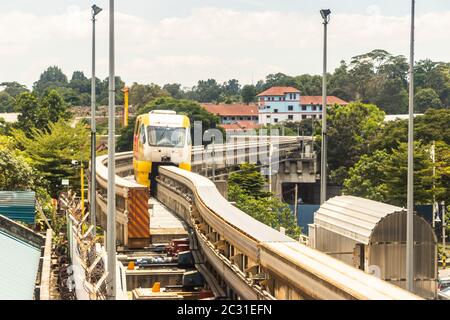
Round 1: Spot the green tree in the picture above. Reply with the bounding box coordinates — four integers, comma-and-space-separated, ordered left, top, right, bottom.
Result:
0, 137, 40, 191
327, 102, 385, 183
348, 58, 375, 101
0, 135, 56, 223
41, 89, 70, 123
222, 79, 241, 96
241, 84, 257, 104
294, 74, 322, 95
0, 118, 12, 136
329, 60, 353, 101
15, 92, 44, 134
371, 109, 450, 152
33, 66, 68, 95
13, 120, 90, 196
343, 142, 438, 206
282, 119, 318, 136
343, 150, 391, 202
97, 76, 125, 105
371, 118, 408, 152
0, 81, 29, 98
347, 50, 410, 113
50, 86, 83, 106
432, 141, 450, 202
415, 88, 443, 112
130, 82, 169, 109
264, 73, 297, 90
414, 59, 438, 89
228, 164, 300, 238
0, 91, 15, 112
15, 90, 69, 135
415, 60, 449, 107
371, 78, 408, 114
194, 79, 222, 102
228, 163, 269, 198
163, 83, 184, 99
116, 119, 135, 152
383, 143, 433, 206
69, 71, 91, 94
68, 71, 92, 106
415, 109, 450, 145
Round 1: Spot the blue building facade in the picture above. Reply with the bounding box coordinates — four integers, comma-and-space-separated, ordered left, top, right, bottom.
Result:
257, 86, 348, 125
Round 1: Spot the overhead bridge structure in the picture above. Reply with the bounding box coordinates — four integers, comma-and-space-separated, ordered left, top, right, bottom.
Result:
94, 137, 420, 300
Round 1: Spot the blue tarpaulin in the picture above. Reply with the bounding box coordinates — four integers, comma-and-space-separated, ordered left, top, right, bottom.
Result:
290, 204, 320, 235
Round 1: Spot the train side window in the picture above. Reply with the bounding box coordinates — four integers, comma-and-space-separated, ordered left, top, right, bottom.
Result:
139, 124, 146, 144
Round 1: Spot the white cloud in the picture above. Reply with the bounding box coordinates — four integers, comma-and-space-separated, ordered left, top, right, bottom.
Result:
0, 6, 449, 89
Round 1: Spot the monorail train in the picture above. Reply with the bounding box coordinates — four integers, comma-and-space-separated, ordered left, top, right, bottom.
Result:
133, 110, 191, 191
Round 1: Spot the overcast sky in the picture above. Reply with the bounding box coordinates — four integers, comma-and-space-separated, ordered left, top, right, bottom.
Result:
1, 0, 449, 89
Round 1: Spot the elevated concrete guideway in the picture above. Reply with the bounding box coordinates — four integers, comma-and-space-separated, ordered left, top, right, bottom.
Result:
93, 136, 421, 300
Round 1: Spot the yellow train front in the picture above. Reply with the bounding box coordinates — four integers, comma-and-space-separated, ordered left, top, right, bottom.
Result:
133, 110, 191, 193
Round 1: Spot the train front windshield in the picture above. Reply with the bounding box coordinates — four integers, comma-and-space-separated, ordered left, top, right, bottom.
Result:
147, 126, 186, 148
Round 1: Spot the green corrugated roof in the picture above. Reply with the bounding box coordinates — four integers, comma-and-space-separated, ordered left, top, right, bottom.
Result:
0, 229, 41, 299
0, 191, 35, 224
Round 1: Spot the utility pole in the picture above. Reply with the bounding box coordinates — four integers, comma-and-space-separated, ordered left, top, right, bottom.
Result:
211, 135, 216, 181
106, 0, 116, 299
443, 201, 447, 262
431, 141, 436, 228
406, 0, 415, 293
91, 4, 102, 235
268, 142, 273, 196
319, 9, 331, 205
81, 162, 84, 215
294, 184, 299, 225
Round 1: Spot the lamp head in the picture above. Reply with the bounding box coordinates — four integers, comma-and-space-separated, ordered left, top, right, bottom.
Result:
92, 4, 102, 16
320, 9, 331, 23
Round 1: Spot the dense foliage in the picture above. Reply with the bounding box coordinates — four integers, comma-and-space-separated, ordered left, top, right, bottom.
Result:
13, 120, 90, 197
326, 102, 386, 184
3, 49, 447, 114
0, 136, 57, 224
0, 136, 39, 190
339, 107, 450, 207
15, 90, 70, 136
228, 164, 300, 239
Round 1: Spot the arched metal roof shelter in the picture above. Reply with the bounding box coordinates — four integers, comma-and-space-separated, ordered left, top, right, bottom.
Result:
311, 196, 437, 299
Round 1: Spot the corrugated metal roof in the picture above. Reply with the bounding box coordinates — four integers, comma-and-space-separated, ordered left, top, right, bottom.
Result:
0, 229, 41, 300
314, 195, 405, 244
0, 191, 36, 224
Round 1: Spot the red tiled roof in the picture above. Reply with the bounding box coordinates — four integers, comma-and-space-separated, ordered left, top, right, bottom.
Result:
220, 121, 262, 131
301, 96, 348, 105
257, 86, 300, 96
201, 103, 258, 116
